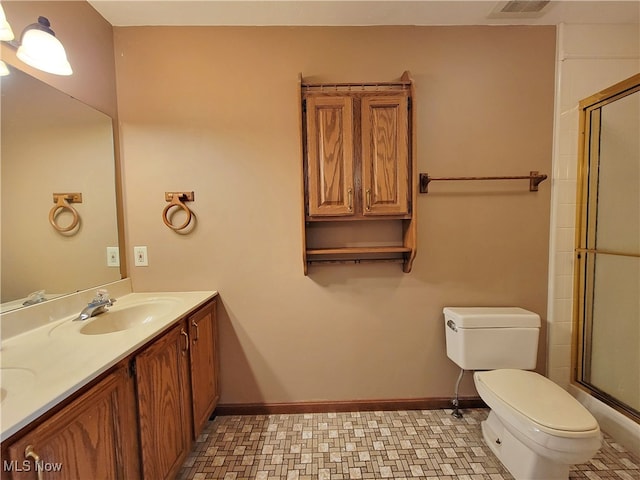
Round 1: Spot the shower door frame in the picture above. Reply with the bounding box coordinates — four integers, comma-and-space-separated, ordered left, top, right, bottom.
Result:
573, 73, 640, 423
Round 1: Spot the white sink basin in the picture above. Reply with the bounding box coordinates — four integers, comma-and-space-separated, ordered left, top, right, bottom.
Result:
79, 299, 180, 335
1, 367, 37, 404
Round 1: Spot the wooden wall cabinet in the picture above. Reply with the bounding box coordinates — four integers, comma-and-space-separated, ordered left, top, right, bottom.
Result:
2, 298, 219, 480
300, 72, 417, 274
5, 365, 140, 480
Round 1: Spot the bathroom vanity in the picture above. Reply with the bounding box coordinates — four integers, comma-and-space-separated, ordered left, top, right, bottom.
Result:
0, 283, 219, 480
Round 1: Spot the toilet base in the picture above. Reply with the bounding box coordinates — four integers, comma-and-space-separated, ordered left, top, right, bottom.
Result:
481, 411, 570, 480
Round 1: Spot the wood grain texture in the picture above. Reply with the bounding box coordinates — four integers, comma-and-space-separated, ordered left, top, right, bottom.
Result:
306, 96, 354, 216
361, 95, 409, 216
136, 322, 192, 480
5, 366, 140, 480
189, 299, 219, 438
301, 77, 416, 272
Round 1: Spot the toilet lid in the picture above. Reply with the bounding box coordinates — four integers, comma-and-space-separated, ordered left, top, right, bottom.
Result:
476, 369, 599, 433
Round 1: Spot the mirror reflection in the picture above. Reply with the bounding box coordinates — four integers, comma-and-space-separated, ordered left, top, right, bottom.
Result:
1, 64, 121, 312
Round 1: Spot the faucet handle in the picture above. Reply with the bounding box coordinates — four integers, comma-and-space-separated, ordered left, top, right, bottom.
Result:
92, 289, 111, 303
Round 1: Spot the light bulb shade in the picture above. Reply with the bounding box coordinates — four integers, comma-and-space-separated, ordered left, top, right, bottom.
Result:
0, 4, 15, 41
16, 17, 72, 76
0, 60, 9, 76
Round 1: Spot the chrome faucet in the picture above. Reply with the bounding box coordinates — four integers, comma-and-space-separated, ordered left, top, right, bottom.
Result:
75, 289, 116, 321
22, 290, 47, 306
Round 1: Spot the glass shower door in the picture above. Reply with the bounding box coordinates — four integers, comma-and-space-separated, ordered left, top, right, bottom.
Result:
576, 78, 640, 420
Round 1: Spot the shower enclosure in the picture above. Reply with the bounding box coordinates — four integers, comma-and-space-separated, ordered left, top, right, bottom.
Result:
574, 74, 640, 421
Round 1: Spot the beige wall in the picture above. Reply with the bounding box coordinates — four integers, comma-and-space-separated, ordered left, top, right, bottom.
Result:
114, 25, 555, 405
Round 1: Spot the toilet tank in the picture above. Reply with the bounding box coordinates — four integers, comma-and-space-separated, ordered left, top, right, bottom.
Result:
444, 307, 540, 370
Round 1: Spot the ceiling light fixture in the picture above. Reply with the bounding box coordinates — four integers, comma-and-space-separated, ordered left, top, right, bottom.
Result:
0, 4, 14, 41
0, 4, 13, 76
16, 16, 72, 76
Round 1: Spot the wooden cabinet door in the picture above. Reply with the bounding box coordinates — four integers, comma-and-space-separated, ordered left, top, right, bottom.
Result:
305, 96, 355, 216
361, 95, 409, 216
6, 365, 139, 480
188, 299, 219, 437
135, 322, 192, 480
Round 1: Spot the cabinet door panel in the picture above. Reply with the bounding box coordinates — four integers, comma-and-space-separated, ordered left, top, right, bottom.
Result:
136, 323, 192, 480
6, 366, 139, 480
306, 96, 355, 216
189, 299, 219, 437
361, 95, 409, 215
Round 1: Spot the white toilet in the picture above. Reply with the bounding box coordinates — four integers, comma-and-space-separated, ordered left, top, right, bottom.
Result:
443, 307, 602, 480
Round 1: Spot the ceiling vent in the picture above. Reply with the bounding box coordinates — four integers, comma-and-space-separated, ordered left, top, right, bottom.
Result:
489, 1, 552, 19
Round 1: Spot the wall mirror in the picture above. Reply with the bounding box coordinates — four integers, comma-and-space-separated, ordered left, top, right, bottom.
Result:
1, 64, 122, 312
574, 73, 640, 421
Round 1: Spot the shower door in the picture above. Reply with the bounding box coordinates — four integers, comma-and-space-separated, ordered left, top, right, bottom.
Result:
574, 74, 640, 421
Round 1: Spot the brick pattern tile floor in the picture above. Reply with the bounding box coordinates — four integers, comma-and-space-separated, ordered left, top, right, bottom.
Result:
177, 408, 639, 480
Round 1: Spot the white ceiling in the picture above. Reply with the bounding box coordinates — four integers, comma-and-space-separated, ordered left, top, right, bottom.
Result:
88, 0, 640, 27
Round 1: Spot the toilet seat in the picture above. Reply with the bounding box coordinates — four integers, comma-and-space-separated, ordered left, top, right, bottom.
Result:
474, 369, 599, 438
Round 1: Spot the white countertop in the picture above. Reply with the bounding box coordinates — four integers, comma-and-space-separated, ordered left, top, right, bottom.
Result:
0, 288, 217, 442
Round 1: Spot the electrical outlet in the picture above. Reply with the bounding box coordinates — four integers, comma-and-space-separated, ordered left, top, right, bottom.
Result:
106, 247, 120, 267
134, 246, 148, 266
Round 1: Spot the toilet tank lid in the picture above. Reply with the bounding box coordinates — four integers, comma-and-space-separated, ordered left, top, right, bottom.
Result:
443, 307, 540, 328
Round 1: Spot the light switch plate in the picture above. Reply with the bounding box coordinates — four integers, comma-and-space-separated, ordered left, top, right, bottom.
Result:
134, 246, 148, 266
106, 247, 120, 267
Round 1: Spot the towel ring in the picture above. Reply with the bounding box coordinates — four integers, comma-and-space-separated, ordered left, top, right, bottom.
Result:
49, 193, 82, 233
163, 192, 194, 231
